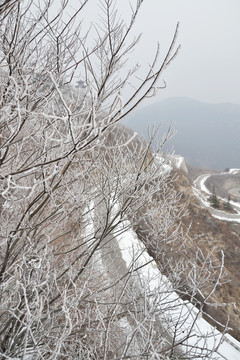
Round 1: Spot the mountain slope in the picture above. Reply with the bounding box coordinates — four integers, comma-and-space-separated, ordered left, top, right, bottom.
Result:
121, 97, 240, 169
173, 165, 240, 340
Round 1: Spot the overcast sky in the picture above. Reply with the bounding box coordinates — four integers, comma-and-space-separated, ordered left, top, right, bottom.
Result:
114, 0, 240, 105
54, 0, 240, 105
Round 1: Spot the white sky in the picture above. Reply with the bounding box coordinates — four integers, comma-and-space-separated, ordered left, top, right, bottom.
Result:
53, 0, 240, 105
120, 0, 240, 105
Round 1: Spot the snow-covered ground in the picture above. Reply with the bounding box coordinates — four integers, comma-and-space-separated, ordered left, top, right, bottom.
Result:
171, 154, 188, 173
113, 215, 240, 359
193, 174, 212, 195
12, 190, 240, 359
228, 169, 240, 175
193, 170, 240, 223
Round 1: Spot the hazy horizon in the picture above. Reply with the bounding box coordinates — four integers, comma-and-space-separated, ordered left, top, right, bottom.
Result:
51, 0, 240, 107
124, 0, 240, 107
139, 95, 240, 108
122, 97, 240, 170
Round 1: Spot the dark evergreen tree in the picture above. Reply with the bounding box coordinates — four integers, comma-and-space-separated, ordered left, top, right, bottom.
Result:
209, 186, 220, 208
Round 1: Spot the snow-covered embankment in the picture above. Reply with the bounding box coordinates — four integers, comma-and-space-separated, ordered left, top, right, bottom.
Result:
111, 203, 240, 359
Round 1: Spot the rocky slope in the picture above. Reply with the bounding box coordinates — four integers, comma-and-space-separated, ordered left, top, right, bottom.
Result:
171, 165, 240, 341
112, 125, 240, 341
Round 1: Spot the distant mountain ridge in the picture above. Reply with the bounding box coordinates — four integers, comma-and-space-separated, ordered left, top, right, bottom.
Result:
121, 97, 240, 170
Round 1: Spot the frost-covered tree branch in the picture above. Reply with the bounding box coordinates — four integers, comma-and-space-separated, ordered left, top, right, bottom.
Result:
0, 0, 229, 359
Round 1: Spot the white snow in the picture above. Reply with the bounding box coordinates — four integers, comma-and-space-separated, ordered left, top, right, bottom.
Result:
211, 213, 240, 223
199, 175, 211, 194
225, 333, 240, 349
193, 173, 240, 223
175, 156, 184, 169
172, 154, 184, 169
217, 337, 240, 360
154, 153, 172, 174
15, 198, 240, 359
193, 174, 212, 195
229, 168, 240, 175
110, 203, 240, 359
229, 200, 240, 214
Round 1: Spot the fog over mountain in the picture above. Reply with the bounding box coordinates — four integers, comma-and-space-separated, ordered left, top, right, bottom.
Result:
122, 97, 240, 170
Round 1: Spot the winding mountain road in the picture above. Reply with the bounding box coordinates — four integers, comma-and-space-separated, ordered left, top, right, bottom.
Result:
193, 172, 240, 223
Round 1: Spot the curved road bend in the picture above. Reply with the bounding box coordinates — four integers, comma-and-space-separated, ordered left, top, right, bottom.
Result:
193, 174, 240, 223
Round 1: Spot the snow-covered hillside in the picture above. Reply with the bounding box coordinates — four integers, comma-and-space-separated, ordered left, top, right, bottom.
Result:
114, 211, 240, 359
193, 169, 240, 223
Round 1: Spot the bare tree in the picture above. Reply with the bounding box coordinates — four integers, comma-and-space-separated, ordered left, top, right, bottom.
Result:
0, 0, 228, 359
0, 0, 20, 15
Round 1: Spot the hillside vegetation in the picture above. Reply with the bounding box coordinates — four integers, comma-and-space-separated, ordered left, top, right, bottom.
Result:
0, 1, 237, 358
171, 167, 240, 340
